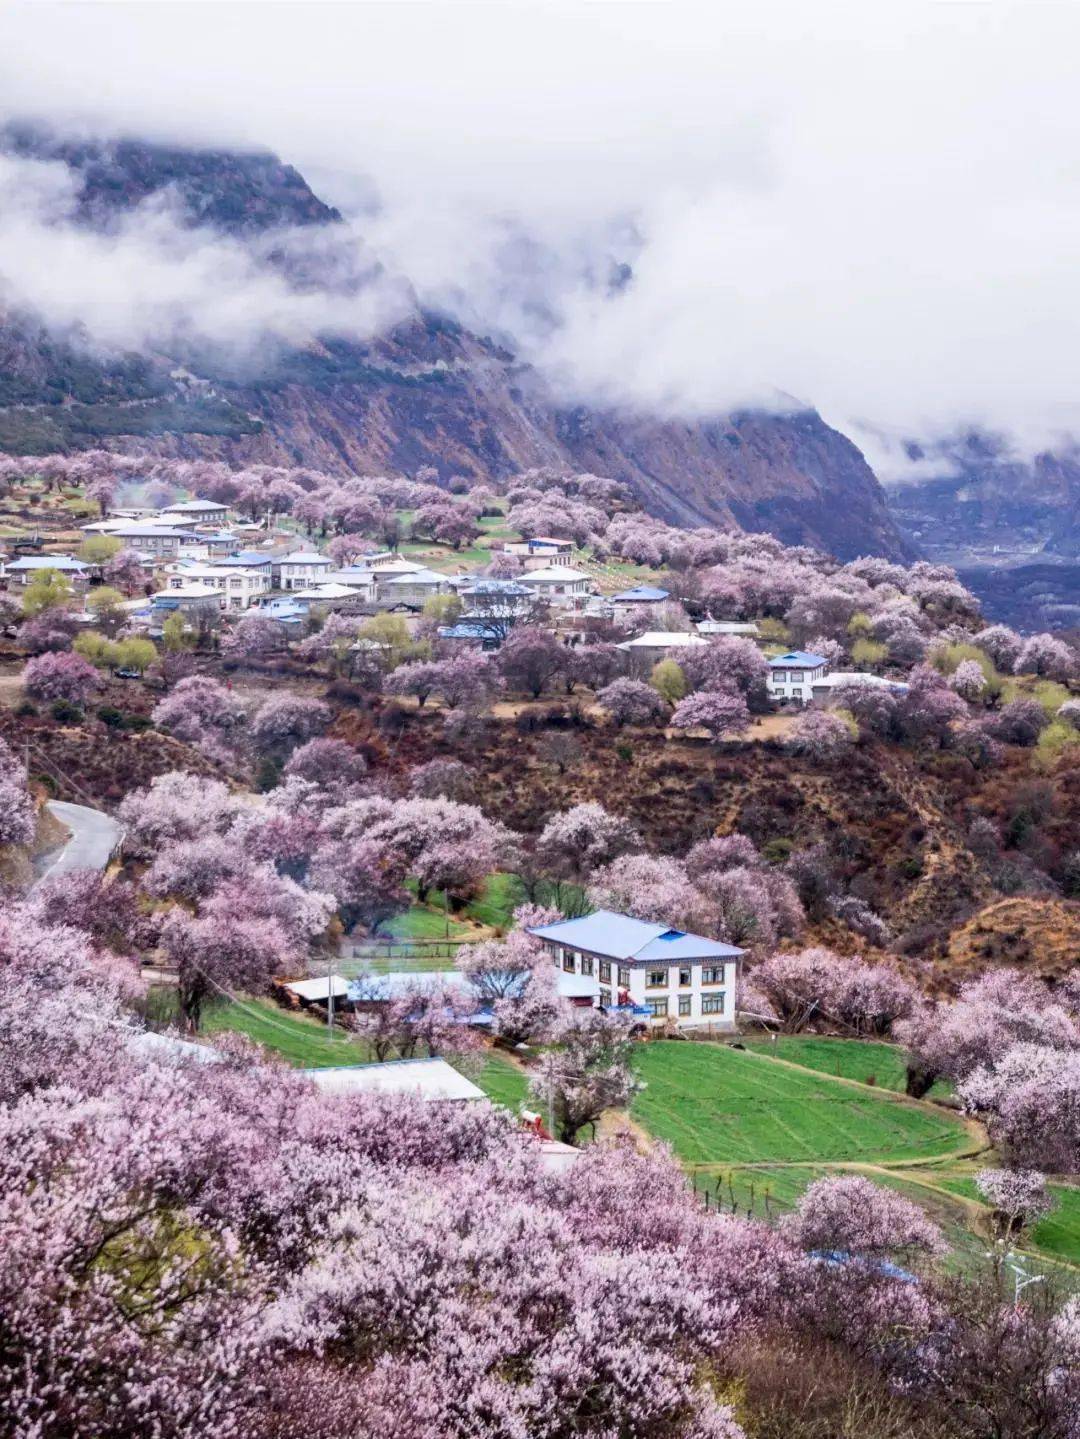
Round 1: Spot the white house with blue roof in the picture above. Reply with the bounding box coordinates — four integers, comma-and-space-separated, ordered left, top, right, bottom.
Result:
527, 909, 743, 1028
767, 650, 830, 705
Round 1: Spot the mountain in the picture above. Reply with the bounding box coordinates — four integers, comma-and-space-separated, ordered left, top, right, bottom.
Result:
885, 431, 1080, 627
0, 127, 910, 561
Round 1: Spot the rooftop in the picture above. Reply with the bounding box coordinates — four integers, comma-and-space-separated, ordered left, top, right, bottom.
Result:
696, 619, 760, 635
6, 554, 88, 571
282, 975, 351, 1003
612, 586, 670, 602
458, 579, 536, 597
522, 565, 590, 582
292, 582, 365, 600
213, 551, 274, 567
382, 567, 446, 585
813, 671, 907, 690
278, 551, 331, 565
528, 909, 744, 963
616, 630, 707, 650
161, 498, 229, 512
303, 1057, 484, 1102
768, 650, 829, 669
110, 526, 200, 540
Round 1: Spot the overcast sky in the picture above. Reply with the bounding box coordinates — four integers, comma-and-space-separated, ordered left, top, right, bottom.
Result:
2, 1, 1079, 476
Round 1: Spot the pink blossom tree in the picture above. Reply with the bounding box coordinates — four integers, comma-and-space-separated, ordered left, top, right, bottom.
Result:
1015, 632, 1076, 681
118, 772, 243, 859
682, 638, 770, 710
784, 1175, 946, 1261
222, 611, 285, 659
897, 973, 1078, 1097
152, 676, 249, 765
23, 650, 98, 706
498, 625, 566, 698
587, 853, 718, 935
670, 687, 750, 742
975, 1168, 1055, 1237
0, 738, 34, 849
596, 677, 669, 727
785, 708, 854, 761
536, 802, 641, 888
102, 546, 146, 594
250, 694, 331, 758
529, 1010, 642, 1144
950, 658, 988, 701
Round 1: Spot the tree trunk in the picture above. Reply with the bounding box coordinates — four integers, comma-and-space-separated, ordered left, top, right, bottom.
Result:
905, 1063, 936, 1099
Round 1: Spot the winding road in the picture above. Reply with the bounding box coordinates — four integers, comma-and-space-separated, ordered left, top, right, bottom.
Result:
34, 801, 122, 887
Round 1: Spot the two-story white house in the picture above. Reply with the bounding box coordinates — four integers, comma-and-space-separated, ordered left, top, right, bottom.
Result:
108, 525, 201, 559
767, 650, 830, 705
272, 550, 334, 592
517, 565, 593, 604
167, 563, 270, 610
527, 910, 743, 1029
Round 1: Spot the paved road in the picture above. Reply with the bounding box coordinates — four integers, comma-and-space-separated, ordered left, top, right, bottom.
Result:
34, 801, 122, 887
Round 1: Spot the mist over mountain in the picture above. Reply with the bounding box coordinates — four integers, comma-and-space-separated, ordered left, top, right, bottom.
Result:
0, 125, 908, 561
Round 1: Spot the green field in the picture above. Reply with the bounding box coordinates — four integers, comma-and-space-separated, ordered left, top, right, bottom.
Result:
631, 1042, 970, 1167
465, 1051, 531, 1110
937, 1174, 1080, 1265
741, 1035, 952, 1098
202, 997, 374, 1066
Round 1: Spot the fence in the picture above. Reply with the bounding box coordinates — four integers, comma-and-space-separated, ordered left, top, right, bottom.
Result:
691, 1170, 778, 1222
341, 938, 471, 962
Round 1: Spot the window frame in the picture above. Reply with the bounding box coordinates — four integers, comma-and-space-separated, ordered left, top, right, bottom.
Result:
702, 993, 726, 1016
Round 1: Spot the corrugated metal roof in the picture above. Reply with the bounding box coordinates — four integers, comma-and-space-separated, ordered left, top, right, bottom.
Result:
528, 909, 743, 961
768, 651, 828, 668
303, 1057, 484, 1101
612, 586, 670, 602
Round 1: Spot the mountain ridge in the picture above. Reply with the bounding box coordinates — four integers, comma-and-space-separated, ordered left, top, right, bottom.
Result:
0, 126, 911, 560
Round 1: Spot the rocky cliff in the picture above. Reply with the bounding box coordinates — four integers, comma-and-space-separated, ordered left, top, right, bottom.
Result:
0, 127, 910, 560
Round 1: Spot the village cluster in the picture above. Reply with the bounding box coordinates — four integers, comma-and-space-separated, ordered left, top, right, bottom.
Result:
0, 493, 918, 708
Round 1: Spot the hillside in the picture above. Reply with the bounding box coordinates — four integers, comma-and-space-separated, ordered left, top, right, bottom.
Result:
0, 127, 909, 561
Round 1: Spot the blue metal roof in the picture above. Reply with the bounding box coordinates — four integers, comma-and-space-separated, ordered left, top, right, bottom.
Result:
612, 586, 670, 602
528, 909, 743, 962
213, 551, 273, 567
768, 650, 828, 668
438, 622, 492, 640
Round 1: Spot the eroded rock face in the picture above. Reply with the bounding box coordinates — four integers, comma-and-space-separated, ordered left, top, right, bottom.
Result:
0, 125, 909, 560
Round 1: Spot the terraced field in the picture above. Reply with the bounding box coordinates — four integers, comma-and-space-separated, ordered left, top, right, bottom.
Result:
631, 1042, 970, 1167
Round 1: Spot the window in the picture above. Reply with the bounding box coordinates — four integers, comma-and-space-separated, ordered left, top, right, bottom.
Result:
678, 995, 692, 1017
702, 967, 725, 985
617, 966, 631, 988
562, 952, 575, 973
678, 966, 692, 987
773, 670, 788, 684
647, 998, 669, 1019
647, 969, 667, 989
580, 956, 594, 977
702, 993, 726, 1016
599, 960, 611, 983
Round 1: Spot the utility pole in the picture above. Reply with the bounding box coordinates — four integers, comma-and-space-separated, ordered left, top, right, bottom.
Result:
326, 951, 335, 1035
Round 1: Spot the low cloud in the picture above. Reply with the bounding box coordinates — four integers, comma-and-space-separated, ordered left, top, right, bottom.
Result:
0, 152, 413, 359
3, 3, 1080, 473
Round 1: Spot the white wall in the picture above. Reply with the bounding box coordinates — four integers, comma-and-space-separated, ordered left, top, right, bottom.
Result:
545, 943, 737, 1028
